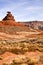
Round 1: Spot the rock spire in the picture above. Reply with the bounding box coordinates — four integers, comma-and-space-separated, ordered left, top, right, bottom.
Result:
3, 11, 15, 21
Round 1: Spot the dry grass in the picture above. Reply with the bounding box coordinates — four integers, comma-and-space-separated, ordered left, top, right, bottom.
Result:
0, 32, 43, 65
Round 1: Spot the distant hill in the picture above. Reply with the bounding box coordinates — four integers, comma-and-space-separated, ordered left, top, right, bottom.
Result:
19, 21, 43, 30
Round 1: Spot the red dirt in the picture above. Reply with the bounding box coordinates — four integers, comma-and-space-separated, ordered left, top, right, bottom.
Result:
0, 52, 43, 65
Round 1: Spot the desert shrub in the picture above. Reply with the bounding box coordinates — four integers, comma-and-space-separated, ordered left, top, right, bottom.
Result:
37, 41, 43, 44
0, 48, 6, 54
3, 63, 14, 65
30, 39, 36, 43
28, 63, 34, 65
0, 57, 2, 60
3, 63, 8, 65
39, 55, 43, 63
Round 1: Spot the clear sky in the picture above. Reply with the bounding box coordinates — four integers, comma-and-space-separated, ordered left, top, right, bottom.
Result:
0, 0, 43, 21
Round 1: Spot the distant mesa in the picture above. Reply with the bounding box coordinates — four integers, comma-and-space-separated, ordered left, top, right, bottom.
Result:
2, 11, 15, 21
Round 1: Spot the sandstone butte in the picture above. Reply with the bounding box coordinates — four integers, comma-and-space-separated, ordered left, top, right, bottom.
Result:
0, 11, 24, 26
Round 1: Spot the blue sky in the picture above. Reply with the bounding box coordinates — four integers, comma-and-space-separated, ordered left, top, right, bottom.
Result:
0, 0, 43, 21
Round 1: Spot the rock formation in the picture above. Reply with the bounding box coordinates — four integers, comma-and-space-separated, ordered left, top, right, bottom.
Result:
3, 11, 15, 21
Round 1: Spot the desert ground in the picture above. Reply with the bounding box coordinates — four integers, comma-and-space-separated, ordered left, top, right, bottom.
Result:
0, 31, 43, 65
0, 12, 43, 65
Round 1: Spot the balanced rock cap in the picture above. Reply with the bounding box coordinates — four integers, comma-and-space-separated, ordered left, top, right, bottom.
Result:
2, 11, 15, 21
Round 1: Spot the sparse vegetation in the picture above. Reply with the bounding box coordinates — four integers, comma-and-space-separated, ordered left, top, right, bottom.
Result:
0, 37, 43, 65
0, 31, 43, 65
0, 37, 43, 55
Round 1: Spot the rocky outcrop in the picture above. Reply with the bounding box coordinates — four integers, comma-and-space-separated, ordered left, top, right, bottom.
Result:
3, 11, 15, 21
0, 11, 24, 26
